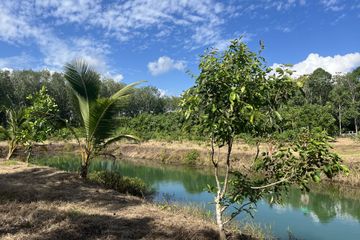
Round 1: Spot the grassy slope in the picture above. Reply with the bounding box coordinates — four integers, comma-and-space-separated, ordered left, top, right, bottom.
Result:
0, 162, 224, 240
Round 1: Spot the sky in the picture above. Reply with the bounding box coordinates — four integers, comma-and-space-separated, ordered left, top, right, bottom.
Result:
0, 0, 359, 96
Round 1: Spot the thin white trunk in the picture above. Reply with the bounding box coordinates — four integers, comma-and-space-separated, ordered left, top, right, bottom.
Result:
211, 137, 232, 240
215, 196, 226, 240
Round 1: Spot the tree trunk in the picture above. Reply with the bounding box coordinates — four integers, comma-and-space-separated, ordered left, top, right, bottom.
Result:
338, 105, 342, 136
212, 138, 233, 240
25, 146, 32, 163
80, 149, 91, 179
355, 117, 358, 135
80, 163, 89, 179
215, 196, 227, 240
6, 140, 16, 160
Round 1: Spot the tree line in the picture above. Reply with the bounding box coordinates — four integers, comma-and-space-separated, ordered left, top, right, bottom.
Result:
0, 63, 359, 140
0, 69, 179, 127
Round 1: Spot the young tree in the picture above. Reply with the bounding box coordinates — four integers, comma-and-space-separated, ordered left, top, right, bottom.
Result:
21, 86, 59, 162
64, 60, 143, 179
0, 108, 26, 160
181, 39, 348, 239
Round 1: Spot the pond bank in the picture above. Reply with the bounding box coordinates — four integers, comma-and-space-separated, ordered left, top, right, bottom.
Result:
0, 162, 255, 240
1, 137, 359, 186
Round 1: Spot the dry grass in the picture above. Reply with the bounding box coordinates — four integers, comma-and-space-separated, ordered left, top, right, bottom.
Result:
330, 137, 360, 163
155, 202, 268, 240
0, 162, 228, 240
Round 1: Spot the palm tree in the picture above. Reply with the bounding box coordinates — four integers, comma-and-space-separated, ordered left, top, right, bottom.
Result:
0, 108, 26, 160
64, 60, 143, 178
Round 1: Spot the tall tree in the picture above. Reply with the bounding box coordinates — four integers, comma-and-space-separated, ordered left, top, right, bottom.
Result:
346, 68, 360, 133
330, 75, 350, 135
303, 68, 333, 105
124, 86, 166, 116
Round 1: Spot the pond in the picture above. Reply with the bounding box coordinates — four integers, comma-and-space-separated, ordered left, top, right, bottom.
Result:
32, 154, 360, 240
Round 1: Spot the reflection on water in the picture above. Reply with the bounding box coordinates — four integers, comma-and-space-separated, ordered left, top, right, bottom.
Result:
32, 154, 360, 240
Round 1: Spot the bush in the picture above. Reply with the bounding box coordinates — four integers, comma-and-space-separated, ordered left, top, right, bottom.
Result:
88, 170, 153, 197
184, 150, 200, 165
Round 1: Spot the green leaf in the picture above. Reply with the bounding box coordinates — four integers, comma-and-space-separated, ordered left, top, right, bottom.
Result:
274, 111, 283, 121
230, 92, 237, 101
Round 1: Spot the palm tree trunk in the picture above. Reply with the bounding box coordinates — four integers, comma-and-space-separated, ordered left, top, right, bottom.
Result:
80, 162, 89, 179
80, 149, 91, 179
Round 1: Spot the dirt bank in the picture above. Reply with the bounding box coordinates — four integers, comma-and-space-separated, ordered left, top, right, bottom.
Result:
0, 162, 235, 240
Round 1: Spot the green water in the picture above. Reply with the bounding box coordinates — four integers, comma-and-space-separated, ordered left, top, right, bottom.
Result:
32, 154, 360, 240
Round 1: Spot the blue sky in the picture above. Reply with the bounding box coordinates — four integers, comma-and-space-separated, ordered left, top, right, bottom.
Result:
0, 0, 359, 96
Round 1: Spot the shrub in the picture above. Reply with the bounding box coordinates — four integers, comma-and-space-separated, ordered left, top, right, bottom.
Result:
184, 150, 200, 165
88, 170, 153, 197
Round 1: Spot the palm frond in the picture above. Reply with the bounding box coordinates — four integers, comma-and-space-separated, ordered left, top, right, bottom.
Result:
78, 96, 91, 137
111, 80, 146, 100
87, 81, 145, 143
88, 98, 120, 144
101, 134, 140, 148
64, 60, 100, 102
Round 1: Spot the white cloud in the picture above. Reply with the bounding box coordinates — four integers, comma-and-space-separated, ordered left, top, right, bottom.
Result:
0, 53, 36, 70
0, 6, 38, 43
111, 73, 124, 82
158, 88, 168, 97
32, 0, 232, 48
35, 0, 101, 23
320, 0, 344, 11
1, 67, 13, 72
148, 56, 186, 76
0, 0, 237, 71
97, 0, 229, 47
272, 52, 360, 77
0, 2, 110, 73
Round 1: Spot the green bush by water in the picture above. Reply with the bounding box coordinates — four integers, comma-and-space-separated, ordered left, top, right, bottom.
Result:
88, 170, 153, 197
183, 150, 200, 165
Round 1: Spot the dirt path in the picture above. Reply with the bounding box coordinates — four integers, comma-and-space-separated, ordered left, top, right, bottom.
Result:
0, 162, 223, 240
